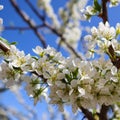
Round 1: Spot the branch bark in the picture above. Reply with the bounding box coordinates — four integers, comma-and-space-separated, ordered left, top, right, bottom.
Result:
99, 105, 109, 120
0, 41, 10, 52
98, 1, 110, 120
101, 0, 108, 23
81, 107, 95, 120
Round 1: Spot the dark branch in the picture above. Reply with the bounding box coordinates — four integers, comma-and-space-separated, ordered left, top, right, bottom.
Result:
99, 105, 109, 120
100, 0, 120, 69
25, 0, 45, 21
81, 107, 95, 120
0, 88, 9, 93
0, 41, 10, 52
101, 0, 108, 23
4, 24, 44, 31
98, 1, 110, 120
24, 0, 82, 59
10, 0, 47, 48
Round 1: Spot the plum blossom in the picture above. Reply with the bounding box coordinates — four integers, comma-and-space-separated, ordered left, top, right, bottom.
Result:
1, 20, 120, 113
84, 22, 120, 58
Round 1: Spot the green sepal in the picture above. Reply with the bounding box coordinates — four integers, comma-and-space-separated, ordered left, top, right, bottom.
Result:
32, 56, 38, 60
72, 68, 78, 79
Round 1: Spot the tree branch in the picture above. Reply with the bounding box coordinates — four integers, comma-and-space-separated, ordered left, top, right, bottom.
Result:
100, 0, 120, 69
25, 0, 45, 21
0, 41, 10, 52
24, 0, 82, 60
80, 107, 95, 120
4, 24, 44, 31
99, 105, 109, 120
97, 1, 110, 120
101, 0, 108, 23
0, 88, 9, 93
10, 0, 47, 48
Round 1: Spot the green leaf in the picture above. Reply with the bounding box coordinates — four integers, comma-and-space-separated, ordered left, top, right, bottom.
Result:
94, 0, 101, 12
10, 42, 17, 45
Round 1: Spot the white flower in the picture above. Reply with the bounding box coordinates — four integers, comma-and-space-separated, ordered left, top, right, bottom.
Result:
111, 66, 117, 75
0, 5, 3, 10
55, 81, 66, 89
71, 80, 78, 88
98, 22, 116, 40
91, 27, 98, 37
78, 87, 85, 97
32, 46, 43, 55
116, 23, 120, 35
86, 6, 95, 15
0, 62, 21, 87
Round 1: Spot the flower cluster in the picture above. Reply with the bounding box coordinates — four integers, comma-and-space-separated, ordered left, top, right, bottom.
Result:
37, 0, 88, 50
58, 0, 88, 49
82, 0, 101, 20
1, 35, 120, 113
84, 22, 120, 59
82, 0, 120, 20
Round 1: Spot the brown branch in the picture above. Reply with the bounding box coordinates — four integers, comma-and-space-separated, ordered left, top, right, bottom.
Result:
25, 0, 45, 21
10, 0, 47, 48
100, 0, 120, 69
4, 24, 44, 31
101, 0, 109, 23
24, 0, 82, 59
99, 105, 109, 120
98, 1, 111, 120
0, 41, 10, 52
0, 88, 9, 92
81, 107, 95, 120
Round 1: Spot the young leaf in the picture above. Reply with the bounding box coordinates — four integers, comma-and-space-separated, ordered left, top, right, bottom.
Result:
10, 42, 17, 45
94, 0, 101, 12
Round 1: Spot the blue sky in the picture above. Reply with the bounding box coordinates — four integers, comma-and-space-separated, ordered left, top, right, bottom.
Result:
0, 0, 120, 120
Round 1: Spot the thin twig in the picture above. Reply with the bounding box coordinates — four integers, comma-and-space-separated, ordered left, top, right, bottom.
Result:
4, 24, 44, 31
25, 0, 45, 21
24, 0, 82, 59
10, 0, 47, 48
